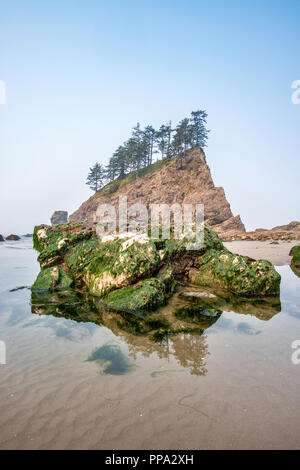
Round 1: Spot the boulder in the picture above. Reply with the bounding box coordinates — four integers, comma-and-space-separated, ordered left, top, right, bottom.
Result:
51, 211, 68, 226
6, 234, 20, 240
31, 223, 281, 313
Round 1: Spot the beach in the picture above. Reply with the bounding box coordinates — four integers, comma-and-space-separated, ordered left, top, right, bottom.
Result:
224, 240, 299, 266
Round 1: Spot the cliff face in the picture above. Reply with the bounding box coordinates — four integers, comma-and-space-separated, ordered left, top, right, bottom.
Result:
70, 148, 245, 232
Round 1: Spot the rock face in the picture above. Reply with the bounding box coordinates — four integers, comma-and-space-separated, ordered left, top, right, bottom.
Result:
6, 234, 20, 240
70, 148, 245, 232
0, 235, 4, 242
32, 222, 280, 313
51, 211, 68, 226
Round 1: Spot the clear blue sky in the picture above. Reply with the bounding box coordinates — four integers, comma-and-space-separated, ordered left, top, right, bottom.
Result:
0, 0, 299, 234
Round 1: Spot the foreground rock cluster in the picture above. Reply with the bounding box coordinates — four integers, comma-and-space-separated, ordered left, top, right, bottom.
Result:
31, 222, 281, 313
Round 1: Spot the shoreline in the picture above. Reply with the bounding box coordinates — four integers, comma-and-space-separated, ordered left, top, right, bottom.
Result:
224, 240, 299, 266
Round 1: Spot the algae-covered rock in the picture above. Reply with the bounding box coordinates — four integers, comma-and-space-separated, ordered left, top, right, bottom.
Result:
101, 278, 167, 313
290, 245, 300, 277
190, 249, 280, 296
65, 235, 161, 296
31, 223, 281, 313
31, 266, 73, 291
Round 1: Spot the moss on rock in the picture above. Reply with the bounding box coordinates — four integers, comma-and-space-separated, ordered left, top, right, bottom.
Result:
290, 245, 300, 277
31, 223, 281, 313
191, 249, 280, 296
101, 278, 167, 313
66, 235, 161, 296
31, 266, 73, 291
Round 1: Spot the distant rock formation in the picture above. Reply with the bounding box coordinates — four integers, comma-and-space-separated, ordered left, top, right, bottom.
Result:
51, 211, 68, 226
70, 148, 245, 233
212, 215, 245, 234
271, 221, 300, 232
0, 235, 4, 242
23, 234, 33, 238
218, 229, 300, 241
6, 234, 20, 240
217, 220, 300, 241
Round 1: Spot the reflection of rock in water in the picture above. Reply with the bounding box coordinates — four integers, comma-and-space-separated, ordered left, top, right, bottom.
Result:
290, 264, 300, 279
86, 343, 135, 375
178, 288, 281, 321
30, 286, 281, 376
31, 290, 210, 375
289, 246, 300, 278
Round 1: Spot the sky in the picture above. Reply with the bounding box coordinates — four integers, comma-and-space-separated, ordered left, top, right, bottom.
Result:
0, 0, 299, 234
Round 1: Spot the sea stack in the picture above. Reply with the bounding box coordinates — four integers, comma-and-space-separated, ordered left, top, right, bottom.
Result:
51, 211, 68, 226
69, 148, 245, 233
6, 234, 21, 240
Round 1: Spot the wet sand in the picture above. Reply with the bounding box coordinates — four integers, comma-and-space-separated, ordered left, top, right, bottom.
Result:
224, 240, 299, 266
0, 240, 300, 450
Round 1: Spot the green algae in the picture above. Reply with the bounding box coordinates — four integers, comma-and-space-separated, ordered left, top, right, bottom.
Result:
31, 266, 73, 291
31, 222, 282, 314
192, 249, 280, 296
102, 278, 167, 313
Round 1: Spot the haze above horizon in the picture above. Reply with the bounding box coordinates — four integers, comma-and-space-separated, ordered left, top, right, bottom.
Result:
0, 0, 299, 234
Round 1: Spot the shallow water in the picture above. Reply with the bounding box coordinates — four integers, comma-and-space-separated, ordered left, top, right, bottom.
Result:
0, 239, 300, 449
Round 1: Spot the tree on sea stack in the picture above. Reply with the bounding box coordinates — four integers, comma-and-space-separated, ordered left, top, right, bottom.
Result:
86, 163, 105, 192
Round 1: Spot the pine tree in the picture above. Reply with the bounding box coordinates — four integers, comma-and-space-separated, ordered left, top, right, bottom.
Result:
86, 163, 105, 192
172, 118, 192, 169
190, 110, 209, 148
143, 125, 156, 165
97, 110, 209, 189
165, 121, 173, 159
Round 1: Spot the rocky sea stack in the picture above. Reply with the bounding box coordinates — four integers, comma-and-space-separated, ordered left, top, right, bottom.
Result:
70, 148, 245, 234
32, 222, 281, 314
51, 211, 68, 226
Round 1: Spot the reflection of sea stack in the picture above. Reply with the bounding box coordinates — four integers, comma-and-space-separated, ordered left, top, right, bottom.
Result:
51, 211, 68, 226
